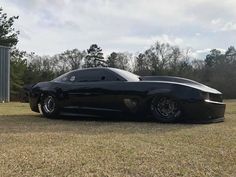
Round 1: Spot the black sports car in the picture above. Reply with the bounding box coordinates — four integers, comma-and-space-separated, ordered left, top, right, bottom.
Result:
28, 67, 225, 123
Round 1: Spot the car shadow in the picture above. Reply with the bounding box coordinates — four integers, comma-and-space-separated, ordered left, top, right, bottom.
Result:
50, 113, 220, 124
0, 113, 219, 124
0, 113, 219, 135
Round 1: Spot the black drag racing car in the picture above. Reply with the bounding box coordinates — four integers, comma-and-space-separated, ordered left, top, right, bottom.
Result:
28, 67, 225, 123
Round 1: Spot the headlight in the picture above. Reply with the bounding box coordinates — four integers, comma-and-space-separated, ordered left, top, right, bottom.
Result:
201, 92, 210, 100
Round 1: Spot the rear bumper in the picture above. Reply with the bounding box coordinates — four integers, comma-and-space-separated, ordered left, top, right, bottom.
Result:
181, 100, 226, 123
29, 97, 40, 113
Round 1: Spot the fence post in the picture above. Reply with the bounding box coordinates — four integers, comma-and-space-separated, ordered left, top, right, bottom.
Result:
0, 45, 10, 103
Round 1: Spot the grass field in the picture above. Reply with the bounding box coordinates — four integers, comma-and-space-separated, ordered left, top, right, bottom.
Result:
0, 101, 235, 177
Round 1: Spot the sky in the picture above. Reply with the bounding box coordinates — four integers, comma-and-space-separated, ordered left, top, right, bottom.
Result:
1, 0, 236, 58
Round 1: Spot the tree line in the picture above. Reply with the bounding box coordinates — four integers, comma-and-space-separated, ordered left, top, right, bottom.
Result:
9, 43, 236, 100
1, 7, 236, 100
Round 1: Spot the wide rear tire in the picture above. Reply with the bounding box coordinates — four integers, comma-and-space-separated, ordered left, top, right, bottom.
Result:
41, 95, 59, 118
151, 96, 181, 123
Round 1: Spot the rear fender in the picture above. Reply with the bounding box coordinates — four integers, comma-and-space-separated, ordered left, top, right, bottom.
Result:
39, 90, 65, 110
38, 91, 57, 103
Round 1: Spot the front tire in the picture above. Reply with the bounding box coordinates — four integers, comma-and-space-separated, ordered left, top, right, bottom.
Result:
151, 96, 181, 123
41, 95, 59, 118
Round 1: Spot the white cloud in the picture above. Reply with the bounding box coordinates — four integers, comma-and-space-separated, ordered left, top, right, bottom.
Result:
113, 35, 183, 47
211, 18, 236, 32
191, 48, 226, 59
221, 22, 236, 31
211, 18, 222, 25
1, 0, 236, 56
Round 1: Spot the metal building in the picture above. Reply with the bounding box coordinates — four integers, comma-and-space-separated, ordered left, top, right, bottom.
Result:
0, 46, 10, 103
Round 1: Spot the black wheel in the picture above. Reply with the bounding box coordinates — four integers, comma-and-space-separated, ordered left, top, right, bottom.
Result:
151, 96, 181, 123
41, 95, 59, 118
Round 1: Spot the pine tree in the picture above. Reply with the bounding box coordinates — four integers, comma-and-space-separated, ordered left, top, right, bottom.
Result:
84, 44, 107, 68
10, 48, 27, 100
0, 7, 19, 47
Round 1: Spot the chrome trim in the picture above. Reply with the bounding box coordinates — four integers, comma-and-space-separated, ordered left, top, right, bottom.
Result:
204, 99, 225, 105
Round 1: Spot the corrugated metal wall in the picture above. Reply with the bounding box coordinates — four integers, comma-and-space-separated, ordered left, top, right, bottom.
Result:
0, 46, 10, 103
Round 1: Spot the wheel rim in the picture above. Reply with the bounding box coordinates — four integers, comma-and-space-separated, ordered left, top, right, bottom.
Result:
43, 96, 55, 114
152, 97, 180, 119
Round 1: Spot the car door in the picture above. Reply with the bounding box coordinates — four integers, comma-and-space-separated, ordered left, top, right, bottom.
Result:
53, 71, 88, 108
66, 69, 125, 112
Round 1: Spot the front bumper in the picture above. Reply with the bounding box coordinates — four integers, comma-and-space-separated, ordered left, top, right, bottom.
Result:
181, 99, 226, 123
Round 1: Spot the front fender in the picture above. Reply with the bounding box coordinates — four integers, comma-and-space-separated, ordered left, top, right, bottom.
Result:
147, 88, 172, 96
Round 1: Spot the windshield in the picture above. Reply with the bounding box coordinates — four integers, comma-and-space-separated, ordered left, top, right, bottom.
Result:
111, 68, 140, 81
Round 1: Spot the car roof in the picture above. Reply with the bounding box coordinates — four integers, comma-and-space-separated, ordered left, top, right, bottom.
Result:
72, 67, 140, 81
74, 67, 115, 71
72, 67, 128, 75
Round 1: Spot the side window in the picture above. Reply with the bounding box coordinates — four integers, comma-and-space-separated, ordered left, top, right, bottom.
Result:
100, 70, 121, 81
75, 70, 99, 82
75, 70, 121, 82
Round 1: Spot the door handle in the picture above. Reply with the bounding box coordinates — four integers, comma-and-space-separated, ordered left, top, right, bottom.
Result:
84, 93, 91, 96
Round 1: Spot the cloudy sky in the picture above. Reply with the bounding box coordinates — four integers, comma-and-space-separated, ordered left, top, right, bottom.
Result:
1, 0, 236, 58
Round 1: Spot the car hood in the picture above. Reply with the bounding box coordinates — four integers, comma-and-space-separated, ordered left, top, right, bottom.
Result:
141, 76, 222, 94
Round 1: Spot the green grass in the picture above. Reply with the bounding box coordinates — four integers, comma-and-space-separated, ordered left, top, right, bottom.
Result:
0, 101, 235, 177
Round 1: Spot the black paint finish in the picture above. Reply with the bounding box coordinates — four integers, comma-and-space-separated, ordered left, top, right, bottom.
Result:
28, 67, 225, 122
